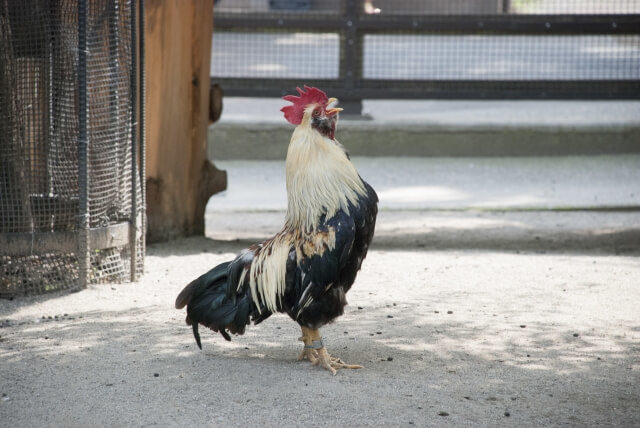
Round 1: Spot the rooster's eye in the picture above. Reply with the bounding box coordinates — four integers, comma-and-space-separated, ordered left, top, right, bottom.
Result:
312, 108, 321, 117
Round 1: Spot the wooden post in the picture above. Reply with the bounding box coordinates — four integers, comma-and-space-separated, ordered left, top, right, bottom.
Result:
144, 0, 226, 243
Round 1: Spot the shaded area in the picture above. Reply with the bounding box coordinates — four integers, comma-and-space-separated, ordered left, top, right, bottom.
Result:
206, 210, 640, 254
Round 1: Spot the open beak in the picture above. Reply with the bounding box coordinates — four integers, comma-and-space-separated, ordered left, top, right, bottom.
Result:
326, 98, 343, 116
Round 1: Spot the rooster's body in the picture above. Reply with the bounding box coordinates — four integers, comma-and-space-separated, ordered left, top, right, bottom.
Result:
175, 87, 378, 374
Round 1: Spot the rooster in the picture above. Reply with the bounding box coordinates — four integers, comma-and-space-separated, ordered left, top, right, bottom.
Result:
175, 86, 378, 374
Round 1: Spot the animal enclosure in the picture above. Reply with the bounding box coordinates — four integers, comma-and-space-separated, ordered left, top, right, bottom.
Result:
212, 0, 640, 113
0, 0, 145, 297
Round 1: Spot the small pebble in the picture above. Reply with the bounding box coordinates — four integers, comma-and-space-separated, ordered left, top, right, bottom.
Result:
434, 311, 439, 313
376, 331, 382, 335
357, 307, 363, 310
447, 311, 453, 314
520, 325, 526, 328
153, 373, 159, 377
438, 412, 449, 417
573, 333, 579, 337
105, 383, 114, 387
387, 357, 393, 361
387, 315, 393, 318
408, 422, 414, 425
504, 411, 511, 417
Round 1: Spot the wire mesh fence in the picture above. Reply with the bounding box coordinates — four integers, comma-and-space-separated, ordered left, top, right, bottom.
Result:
211, 0, 640, 103
0, 0, 144, 298
212, 31, 340, 78
362, 34, 640, 81
214, 0, 640, 15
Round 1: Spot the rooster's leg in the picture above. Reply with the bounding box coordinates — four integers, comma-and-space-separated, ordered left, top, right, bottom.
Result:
298, 326, 362, 375
298, 326, 319, 363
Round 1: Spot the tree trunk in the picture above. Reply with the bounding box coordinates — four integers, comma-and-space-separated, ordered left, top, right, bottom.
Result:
144, 0, 226, 243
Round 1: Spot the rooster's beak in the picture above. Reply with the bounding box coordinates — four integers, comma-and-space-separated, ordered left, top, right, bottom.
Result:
326, 98, 343, 116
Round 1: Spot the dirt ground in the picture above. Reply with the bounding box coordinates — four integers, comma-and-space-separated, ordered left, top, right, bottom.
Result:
1, 236, 638, 427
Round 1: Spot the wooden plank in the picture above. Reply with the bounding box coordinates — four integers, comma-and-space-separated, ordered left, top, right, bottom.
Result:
0, 223, 130, 256
144, 0, 226, 243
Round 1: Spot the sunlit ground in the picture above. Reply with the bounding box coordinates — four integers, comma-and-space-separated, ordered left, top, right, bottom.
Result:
1, 236, 639, 426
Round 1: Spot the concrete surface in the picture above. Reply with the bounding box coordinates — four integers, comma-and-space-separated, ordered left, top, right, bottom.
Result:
208, 100, 640, 159
208, 156, 640, 212
217, 99, 640, 127
205, 155, 640, 254
205, 155, 640, 253
1, 238, 639, 426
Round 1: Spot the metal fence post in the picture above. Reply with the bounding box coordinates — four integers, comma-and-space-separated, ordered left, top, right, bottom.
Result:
77, 0, 89, 288
139, 0, 146, 274
340, 0, 364, 116
130, 0, 138, 281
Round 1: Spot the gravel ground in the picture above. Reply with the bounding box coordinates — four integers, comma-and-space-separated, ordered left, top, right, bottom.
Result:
1, 237, 639, 426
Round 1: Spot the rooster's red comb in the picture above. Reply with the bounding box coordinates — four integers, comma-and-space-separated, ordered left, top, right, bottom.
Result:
281, 86, 329, 125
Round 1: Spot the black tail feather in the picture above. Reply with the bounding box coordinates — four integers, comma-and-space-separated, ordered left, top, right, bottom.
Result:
192, 323, 202, 349
175, 262, 230, 309
176, 261, 253, 348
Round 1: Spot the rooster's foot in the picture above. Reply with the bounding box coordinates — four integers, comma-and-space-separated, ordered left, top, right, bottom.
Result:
299, 327, 362, 375
313, 347, 363, 375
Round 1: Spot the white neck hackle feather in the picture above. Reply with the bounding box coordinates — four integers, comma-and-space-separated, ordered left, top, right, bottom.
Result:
284, 107, 367, 232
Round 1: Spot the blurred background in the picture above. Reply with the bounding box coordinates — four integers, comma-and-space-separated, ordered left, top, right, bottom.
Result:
210, 0, 639, 105
206, 0, 640, 251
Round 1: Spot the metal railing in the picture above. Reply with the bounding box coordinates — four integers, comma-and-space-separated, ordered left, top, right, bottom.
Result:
211, 0, 640, 113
